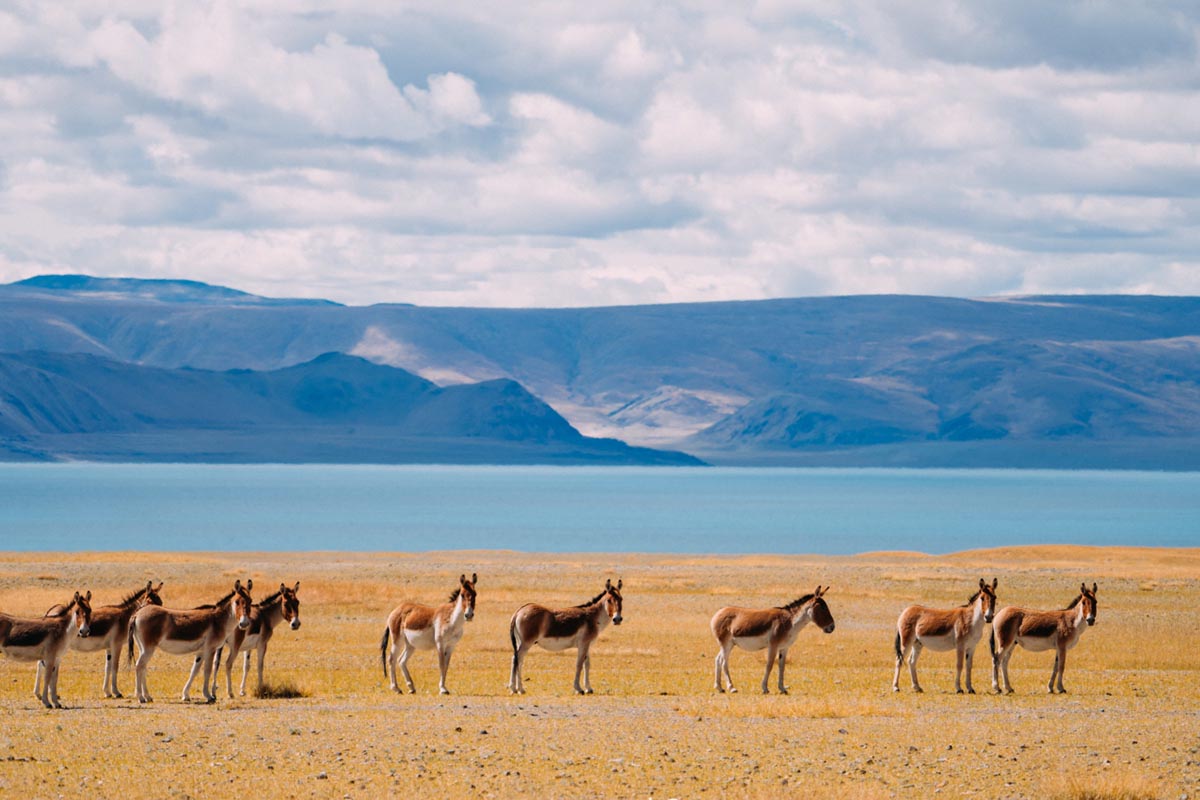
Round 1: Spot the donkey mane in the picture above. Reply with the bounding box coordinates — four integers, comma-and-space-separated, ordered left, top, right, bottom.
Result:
778, 593, 815, 611
1064, 594, 1083, 610
118, 586, 149, 609
256, 588, 284, 608
575, 590, 609, 608
209, 589, 236, 607
447, 587, 462, 603
961, 589, 983, 607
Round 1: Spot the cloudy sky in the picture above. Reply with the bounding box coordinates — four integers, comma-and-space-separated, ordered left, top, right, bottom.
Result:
2, 2, 1198, 306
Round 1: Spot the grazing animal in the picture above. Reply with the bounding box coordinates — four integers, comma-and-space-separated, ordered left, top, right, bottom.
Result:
129, 580, 253, 704
211, 582, 301, 698
893, 578, 998, 694
991, 582, 1099, 694
1, 591, 93, 709
710, 586, 835, 694
508, 578, 623, 695
37, 581, 163, 700
381, 574, 478, 695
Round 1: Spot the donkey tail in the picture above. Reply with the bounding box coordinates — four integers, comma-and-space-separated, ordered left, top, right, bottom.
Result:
509, 614, 519, 672
893, 630, 902, 660
128, 617, 136, 664
380, 626, 390, 678
989, 625, 997, 659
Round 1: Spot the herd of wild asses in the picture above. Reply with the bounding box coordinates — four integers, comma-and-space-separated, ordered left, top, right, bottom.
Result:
0, 575, 1100, 708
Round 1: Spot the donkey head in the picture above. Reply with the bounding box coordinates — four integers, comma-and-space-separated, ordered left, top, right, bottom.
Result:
604, 578, 623, 625
811, 585, 836, 633
1080, 582, 1098, 626
280, 581, 302, 630
233, 580, 254, 630
977, 577, 999, 623
140, 581, 165, 609
459, 573, 478, 622
72, 590, 93, 638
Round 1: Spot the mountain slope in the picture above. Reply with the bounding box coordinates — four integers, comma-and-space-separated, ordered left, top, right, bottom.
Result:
0, 351, 699, 465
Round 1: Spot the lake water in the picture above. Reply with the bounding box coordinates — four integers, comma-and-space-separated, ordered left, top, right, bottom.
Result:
0, 464, 1196, 554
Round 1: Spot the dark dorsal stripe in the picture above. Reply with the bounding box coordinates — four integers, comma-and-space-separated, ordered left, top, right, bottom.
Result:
778, 593, 815, 611
255, 589, 284, 608
574, 590, 608, 608
961, 589, 983, 607
1064, 594, 1083, 610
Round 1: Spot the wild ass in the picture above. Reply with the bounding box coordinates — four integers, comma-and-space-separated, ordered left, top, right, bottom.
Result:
211, 582, 301, 698
1, 591, 93, 708
893, 578, 998, 694
508, 578, 623, 695
381, 574, 478, 695
710, 586, 835, 694
37, 581, 163, 700
991, 582, 1099, 694
129, 580, 253, 703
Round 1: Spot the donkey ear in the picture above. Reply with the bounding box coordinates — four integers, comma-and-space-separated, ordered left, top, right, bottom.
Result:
460, 574, 467, 584
280, 583, 287, 593
472, 572, 478, 584
1092, 582, 1098, 593
234, 580, 242, 591
992, 577, 998, 589
617, 579, 622, 591
605, 578, 612, 590
293, 581, 300, 593
85, 590, 91, 601
246, 579, 253, 592
146, 580, 154, 591
155, 581, 164, 592
1080, 581, 1087, 593
979, 578, 986, 588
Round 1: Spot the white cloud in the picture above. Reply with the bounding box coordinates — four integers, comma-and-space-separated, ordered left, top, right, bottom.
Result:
0, 1, 1198, 305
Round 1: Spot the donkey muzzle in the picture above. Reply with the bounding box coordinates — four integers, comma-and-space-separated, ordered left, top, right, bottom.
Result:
238, 616, 251, 630
1087, 616, 1095, 626
984, 612, 994, 623
824, 623, 836, 633
612, 614, 623, 625
290, 619, 302, 630
78, 626, 91, 638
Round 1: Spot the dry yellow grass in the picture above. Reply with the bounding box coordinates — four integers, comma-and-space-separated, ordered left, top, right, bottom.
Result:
0, 546, 1196, 799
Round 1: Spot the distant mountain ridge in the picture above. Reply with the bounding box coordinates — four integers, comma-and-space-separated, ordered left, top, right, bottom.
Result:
0, 350, 700, 465
2, 275, 1199, 468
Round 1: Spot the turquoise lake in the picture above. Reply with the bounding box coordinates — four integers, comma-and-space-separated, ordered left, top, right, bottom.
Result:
0, 464, 1196, 554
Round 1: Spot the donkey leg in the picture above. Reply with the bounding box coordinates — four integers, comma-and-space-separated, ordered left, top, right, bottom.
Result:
109, 645, 124, 698
908, 641, 924, 693
398, 640, 417, 693
135, 645, 155, 703
181, 654, 205, 702
892, 639, 906, 692
44, 660, 62, 709
777, 649, 788, 695
965, 647, 976, 694
200, 649, 218, 703
33, 660, 44, 700
582, 653, 594, 694
761, 643, 779, 694
249, 648, 262, 697
510, 644, 529, 694
713, 647, 725, 692
722, 644, 737, 693
573, 646, 589, 695
999, 644, 1016, 694
1051, 647, 1068, 694
437, 647, 452, 695
954, 645, 966, 694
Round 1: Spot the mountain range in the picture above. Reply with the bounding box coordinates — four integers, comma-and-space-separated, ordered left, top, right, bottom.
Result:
2, 275, 1198, 468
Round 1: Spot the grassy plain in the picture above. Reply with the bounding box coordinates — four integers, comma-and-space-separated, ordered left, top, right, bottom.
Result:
0, 547, 1197, 799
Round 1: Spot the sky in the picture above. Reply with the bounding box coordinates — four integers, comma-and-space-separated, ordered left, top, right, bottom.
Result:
1, 2, 1199, 307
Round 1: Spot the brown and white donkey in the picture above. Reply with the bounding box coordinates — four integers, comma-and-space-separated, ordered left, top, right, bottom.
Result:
129, 580, 253, 704
211, 582, 302, 699
1, 591, 93, 709
381, 574, 477, 695
508, 578, 623, 695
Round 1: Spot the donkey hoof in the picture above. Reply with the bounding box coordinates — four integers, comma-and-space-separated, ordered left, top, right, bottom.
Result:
914, 687, 923, 694
585, 688, 594, 695
968, 688, 976, 695
729, 687, 738, 694
440, 689, 450, 695
956, 689, 964, 694
779, 689, 789, 695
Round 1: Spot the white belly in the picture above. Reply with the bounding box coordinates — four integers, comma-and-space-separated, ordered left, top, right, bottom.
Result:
236, 633, 262, 653
916, 632, 958, 652
2, 644, 47, 662
731, 633, 771, 652
404, 626, 436, 651
1016, 635, 1056, 652
536, 635, 579, 652
70, 634, 112, 654
158, 637, 206, 656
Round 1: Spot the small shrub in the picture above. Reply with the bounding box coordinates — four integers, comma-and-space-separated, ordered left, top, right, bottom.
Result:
254, 680, 307, 699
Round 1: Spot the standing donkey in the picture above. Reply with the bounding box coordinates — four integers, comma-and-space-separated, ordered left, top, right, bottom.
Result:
508, 578, 623, 695
991, 582, 1098, 694
129, 580, 253, 704
211, 582, 301, 699
711, 586, 836, 694
1, 591, 93, 709
381, 574, 477, 695
37, 581, 163, 700
893, 578, 998, 694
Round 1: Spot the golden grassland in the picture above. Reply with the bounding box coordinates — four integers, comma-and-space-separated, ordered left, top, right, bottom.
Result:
0, 546, 1197, 799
